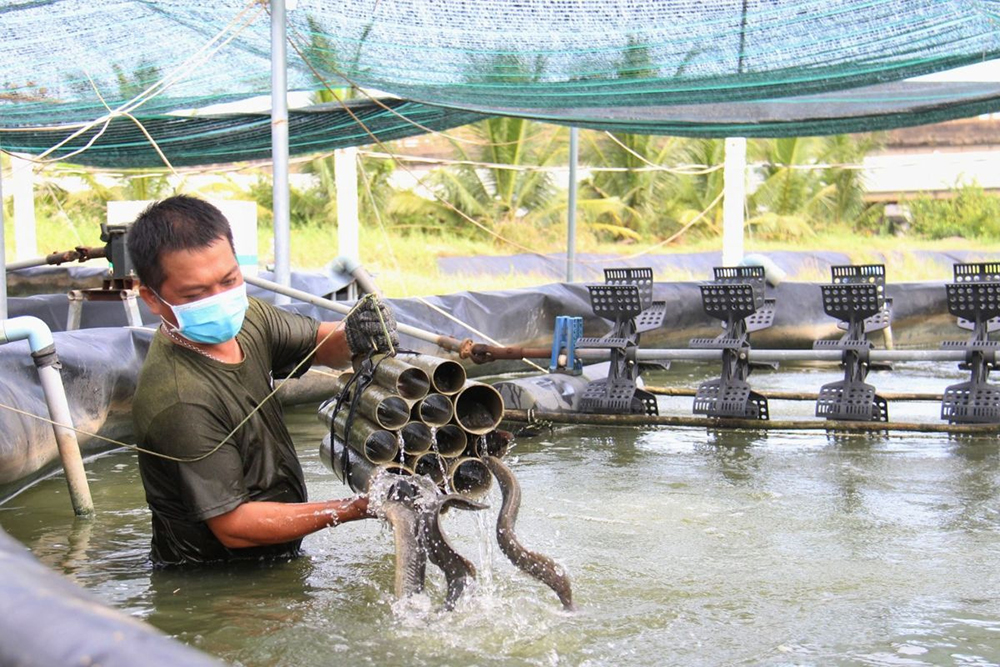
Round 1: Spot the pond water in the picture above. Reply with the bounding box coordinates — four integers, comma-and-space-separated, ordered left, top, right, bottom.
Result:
2, 362, 1000, 666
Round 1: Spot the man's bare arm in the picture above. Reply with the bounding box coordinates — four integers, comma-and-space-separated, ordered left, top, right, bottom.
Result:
205, 496, 370, 549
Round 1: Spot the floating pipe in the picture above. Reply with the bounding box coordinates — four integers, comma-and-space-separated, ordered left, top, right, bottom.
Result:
243, 274, 469, 354
372, 356, 430, 401
470, 344, 974, 365
400, 421, 433, 454
411, 394, 455, 428
5, 246, 106, 272
447, 457, 492, 499
406, 451, 447, 485
331, 411, 399, 464
397, 353, 467, 395
327, 373, 411, 430
0, 317, 92, 516
434, 424, 468, 457
453, 382, 504, 435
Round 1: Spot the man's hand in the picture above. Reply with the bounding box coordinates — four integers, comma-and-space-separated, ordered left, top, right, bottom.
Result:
345, 295, 399, 359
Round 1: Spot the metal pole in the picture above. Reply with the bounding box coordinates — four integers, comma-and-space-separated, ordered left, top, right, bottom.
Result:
566, 127, 579, 283
722, 137, 746, 266
270, 0, 291, 306
0, 158, 7, 319
574, 347, 970, 364
243, 274, 467, 352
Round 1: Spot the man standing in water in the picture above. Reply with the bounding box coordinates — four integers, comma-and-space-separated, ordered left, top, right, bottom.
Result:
128, 195, 398, 565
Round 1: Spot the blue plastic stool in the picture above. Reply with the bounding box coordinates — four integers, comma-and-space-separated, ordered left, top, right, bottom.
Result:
549, 316, 583, 374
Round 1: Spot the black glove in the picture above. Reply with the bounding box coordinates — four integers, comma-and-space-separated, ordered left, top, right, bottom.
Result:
345, 296, 399, 359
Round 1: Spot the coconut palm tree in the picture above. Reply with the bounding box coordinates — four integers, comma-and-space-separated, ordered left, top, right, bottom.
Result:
579, 131, 687, 240
746, 134, 880, 240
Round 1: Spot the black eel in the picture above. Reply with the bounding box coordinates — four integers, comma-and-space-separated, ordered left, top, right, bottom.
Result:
382, 495, 427, 599
483, 455, 575, 611
419, 493, 487, 610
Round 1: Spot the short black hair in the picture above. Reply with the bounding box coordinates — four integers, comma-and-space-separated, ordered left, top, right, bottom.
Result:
127, 195, 235, 292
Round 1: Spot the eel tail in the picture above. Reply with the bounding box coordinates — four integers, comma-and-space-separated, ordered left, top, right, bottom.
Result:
483, 455, 575, 611
420, 493, 487, 610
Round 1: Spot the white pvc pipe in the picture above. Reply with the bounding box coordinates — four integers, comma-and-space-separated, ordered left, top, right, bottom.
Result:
335, 147, 360, 264
0, 317, 93, 516
0, 315, 53, 350
722, 137, 747, 267
270, 0, 291, 306
335, 255, 382, 297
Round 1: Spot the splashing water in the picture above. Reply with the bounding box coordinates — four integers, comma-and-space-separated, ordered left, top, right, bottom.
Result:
6, 362, 1000, 666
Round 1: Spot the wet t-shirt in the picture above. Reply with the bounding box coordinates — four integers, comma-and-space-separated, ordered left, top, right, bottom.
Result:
132, 297, 320, 565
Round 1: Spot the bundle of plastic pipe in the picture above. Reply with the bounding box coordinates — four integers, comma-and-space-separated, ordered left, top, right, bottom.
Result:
318, 353, 504, 498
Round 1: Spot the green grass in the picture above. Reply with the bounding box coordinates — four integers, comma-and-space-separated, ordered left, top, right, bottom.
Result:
11, 206, 1000, 297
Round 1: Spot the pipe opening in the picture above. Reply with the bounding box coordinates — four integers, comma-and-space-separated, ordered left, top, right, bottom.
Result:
362, 430, 399, 464
375, 395, 410, 430
413, 394, 454, 427
400, 421, 433, 454
454, 383, 504, 435
429, 360, 466, 395
449, 457, 492, 498
408, 452, 446, 485
434, 424, 467, 457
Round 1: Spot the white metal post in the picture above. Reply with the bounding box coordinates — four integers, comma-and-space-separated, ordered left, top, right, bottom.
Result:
566, 127, 579, 283
270, 0, 291, 305
722, 137, 747, 267
0, 156, 7, 319
335, 147, 360, 264
9, 154, 37, 262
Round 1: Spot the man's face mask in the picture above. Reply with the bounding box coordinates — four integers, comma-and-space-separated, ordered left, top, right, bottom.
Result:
154, 282, 249, 345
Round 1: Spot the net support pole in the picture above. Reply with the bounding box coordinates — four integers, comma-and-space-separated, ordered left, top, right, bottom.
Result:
0, 158, 7, 319
566, 127, 579, 283
722, 137, 746, 267
9, 154, 37, 262
270, 0, 291, 306
335, 147, 360, 265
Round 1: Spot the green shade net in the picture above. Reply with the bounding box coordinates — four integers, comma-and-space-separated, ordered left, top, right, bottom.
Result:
4, 0, 1000, 166
0, 100, 486, 168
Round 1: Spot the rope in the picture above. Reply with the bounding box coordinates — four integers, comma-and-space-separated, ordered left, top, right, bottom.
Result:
357, 154, 402, 273
601, 132, 723, 175
83, 70, 180, 177
19, 0, 264, 166
358, 150, 723, 174
282, 13, 549, 150
578, 189, 725, 264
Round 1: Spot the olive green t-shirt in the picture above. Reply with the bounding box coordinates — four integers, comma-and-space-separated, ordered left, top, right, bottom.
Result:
132, 297, 320, 566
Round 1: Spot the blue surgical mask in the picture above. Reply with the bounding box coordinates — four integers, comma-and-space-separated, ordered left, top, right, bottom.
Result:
154, 283, 249, 345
